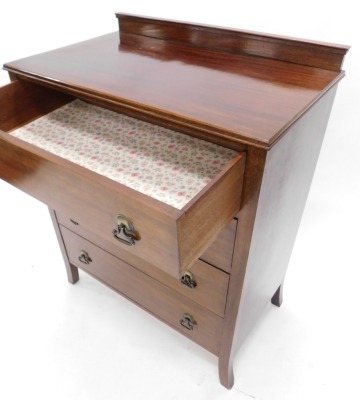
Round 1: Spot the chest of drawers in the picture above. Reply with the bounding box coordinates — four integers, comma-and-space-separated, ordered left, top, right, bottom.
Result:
0, 13, 348, 388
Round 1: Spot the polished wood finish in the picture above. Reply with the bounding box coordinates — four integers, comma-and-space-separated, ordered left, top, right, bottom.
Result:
178, 156, 244, 270
218, 85, 339, 388
0, 80, 72, 132
200, 219, 237, 273
219, 146, 267, 388
0, 80, 245, 278
0, 14, 348, 390
60, 226, 224, 355
55, 210, 230, 317
49, 209, 79, 284
3, 27, 346, 149
117, 13, 348, 71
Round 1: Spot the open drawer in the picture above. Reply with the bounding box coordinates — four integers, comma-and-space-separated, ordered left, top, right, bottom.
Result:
0, 80, 245, 278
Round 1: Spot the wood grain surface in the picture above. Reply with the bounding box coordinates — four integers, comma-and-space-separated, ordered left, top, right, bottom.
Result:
55, 210, 230, 317
61, 225, 224, 355
0, 15, 349, 389
117, 13, 349, 71
0, 81, 245, 278
200, 219, 237, 273
3, 22, 346, 148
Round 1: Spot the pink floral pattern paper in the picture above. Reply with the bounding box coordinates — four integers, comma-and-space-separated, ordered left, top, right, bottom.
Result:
11, 100, 238, 209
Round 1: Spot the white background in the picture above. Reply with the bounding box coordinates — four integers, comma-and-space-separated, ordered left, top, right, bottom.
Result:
0, 1, 359, 399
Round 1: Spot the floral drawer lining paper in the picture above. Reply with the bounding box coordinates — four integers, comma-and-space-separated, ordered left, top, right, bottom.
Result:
11, 100, 238, 209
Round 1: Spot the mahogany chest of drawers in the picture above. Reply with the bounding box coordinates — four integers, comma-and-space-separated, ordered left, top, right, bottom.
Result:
0, 13, 348, 388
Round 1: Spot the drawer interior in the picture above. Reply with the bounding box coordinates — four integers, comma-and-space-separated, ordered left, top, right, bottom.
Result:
0, 80, 73, 133
9, 97, 238, 210
0, 80, 245, 277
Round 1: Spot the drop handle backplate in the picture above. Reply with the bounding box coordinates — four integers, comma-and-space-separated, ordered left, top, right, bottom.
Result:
112, 214, 138, 246
181, 272, 197, 289
180, 313, 196, 331
78, 250, 92, 265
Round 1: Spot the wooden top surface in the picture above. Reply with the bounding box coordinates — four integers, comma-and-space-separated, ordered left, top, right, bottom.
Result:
3, 15, 348, 149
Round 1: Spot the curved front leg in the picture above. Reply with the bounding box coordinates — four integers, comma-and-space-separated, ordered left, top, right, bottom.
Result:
219, 353, 234, 389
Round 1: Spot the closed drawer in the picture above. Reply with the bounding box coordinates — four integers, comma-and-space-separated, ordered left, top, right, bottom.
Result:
56, 210, 229, 317
60, 226, 224, 355
0, 80, 245, 279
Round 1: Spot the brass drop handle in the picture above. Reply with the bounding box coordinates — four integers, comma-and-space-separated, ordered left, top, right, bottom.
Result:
180, 313, 196, 331
112, 214, 138, 246
181, 272, 197, 289
78, 250, 92, 265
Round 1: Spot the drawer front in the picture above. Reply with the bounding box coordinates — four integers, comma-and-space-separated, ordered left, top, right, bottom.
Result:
0, 81, 245, 279
200, 218, 237, 273
56, 211, 229, 317
60, 226, 224, 355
